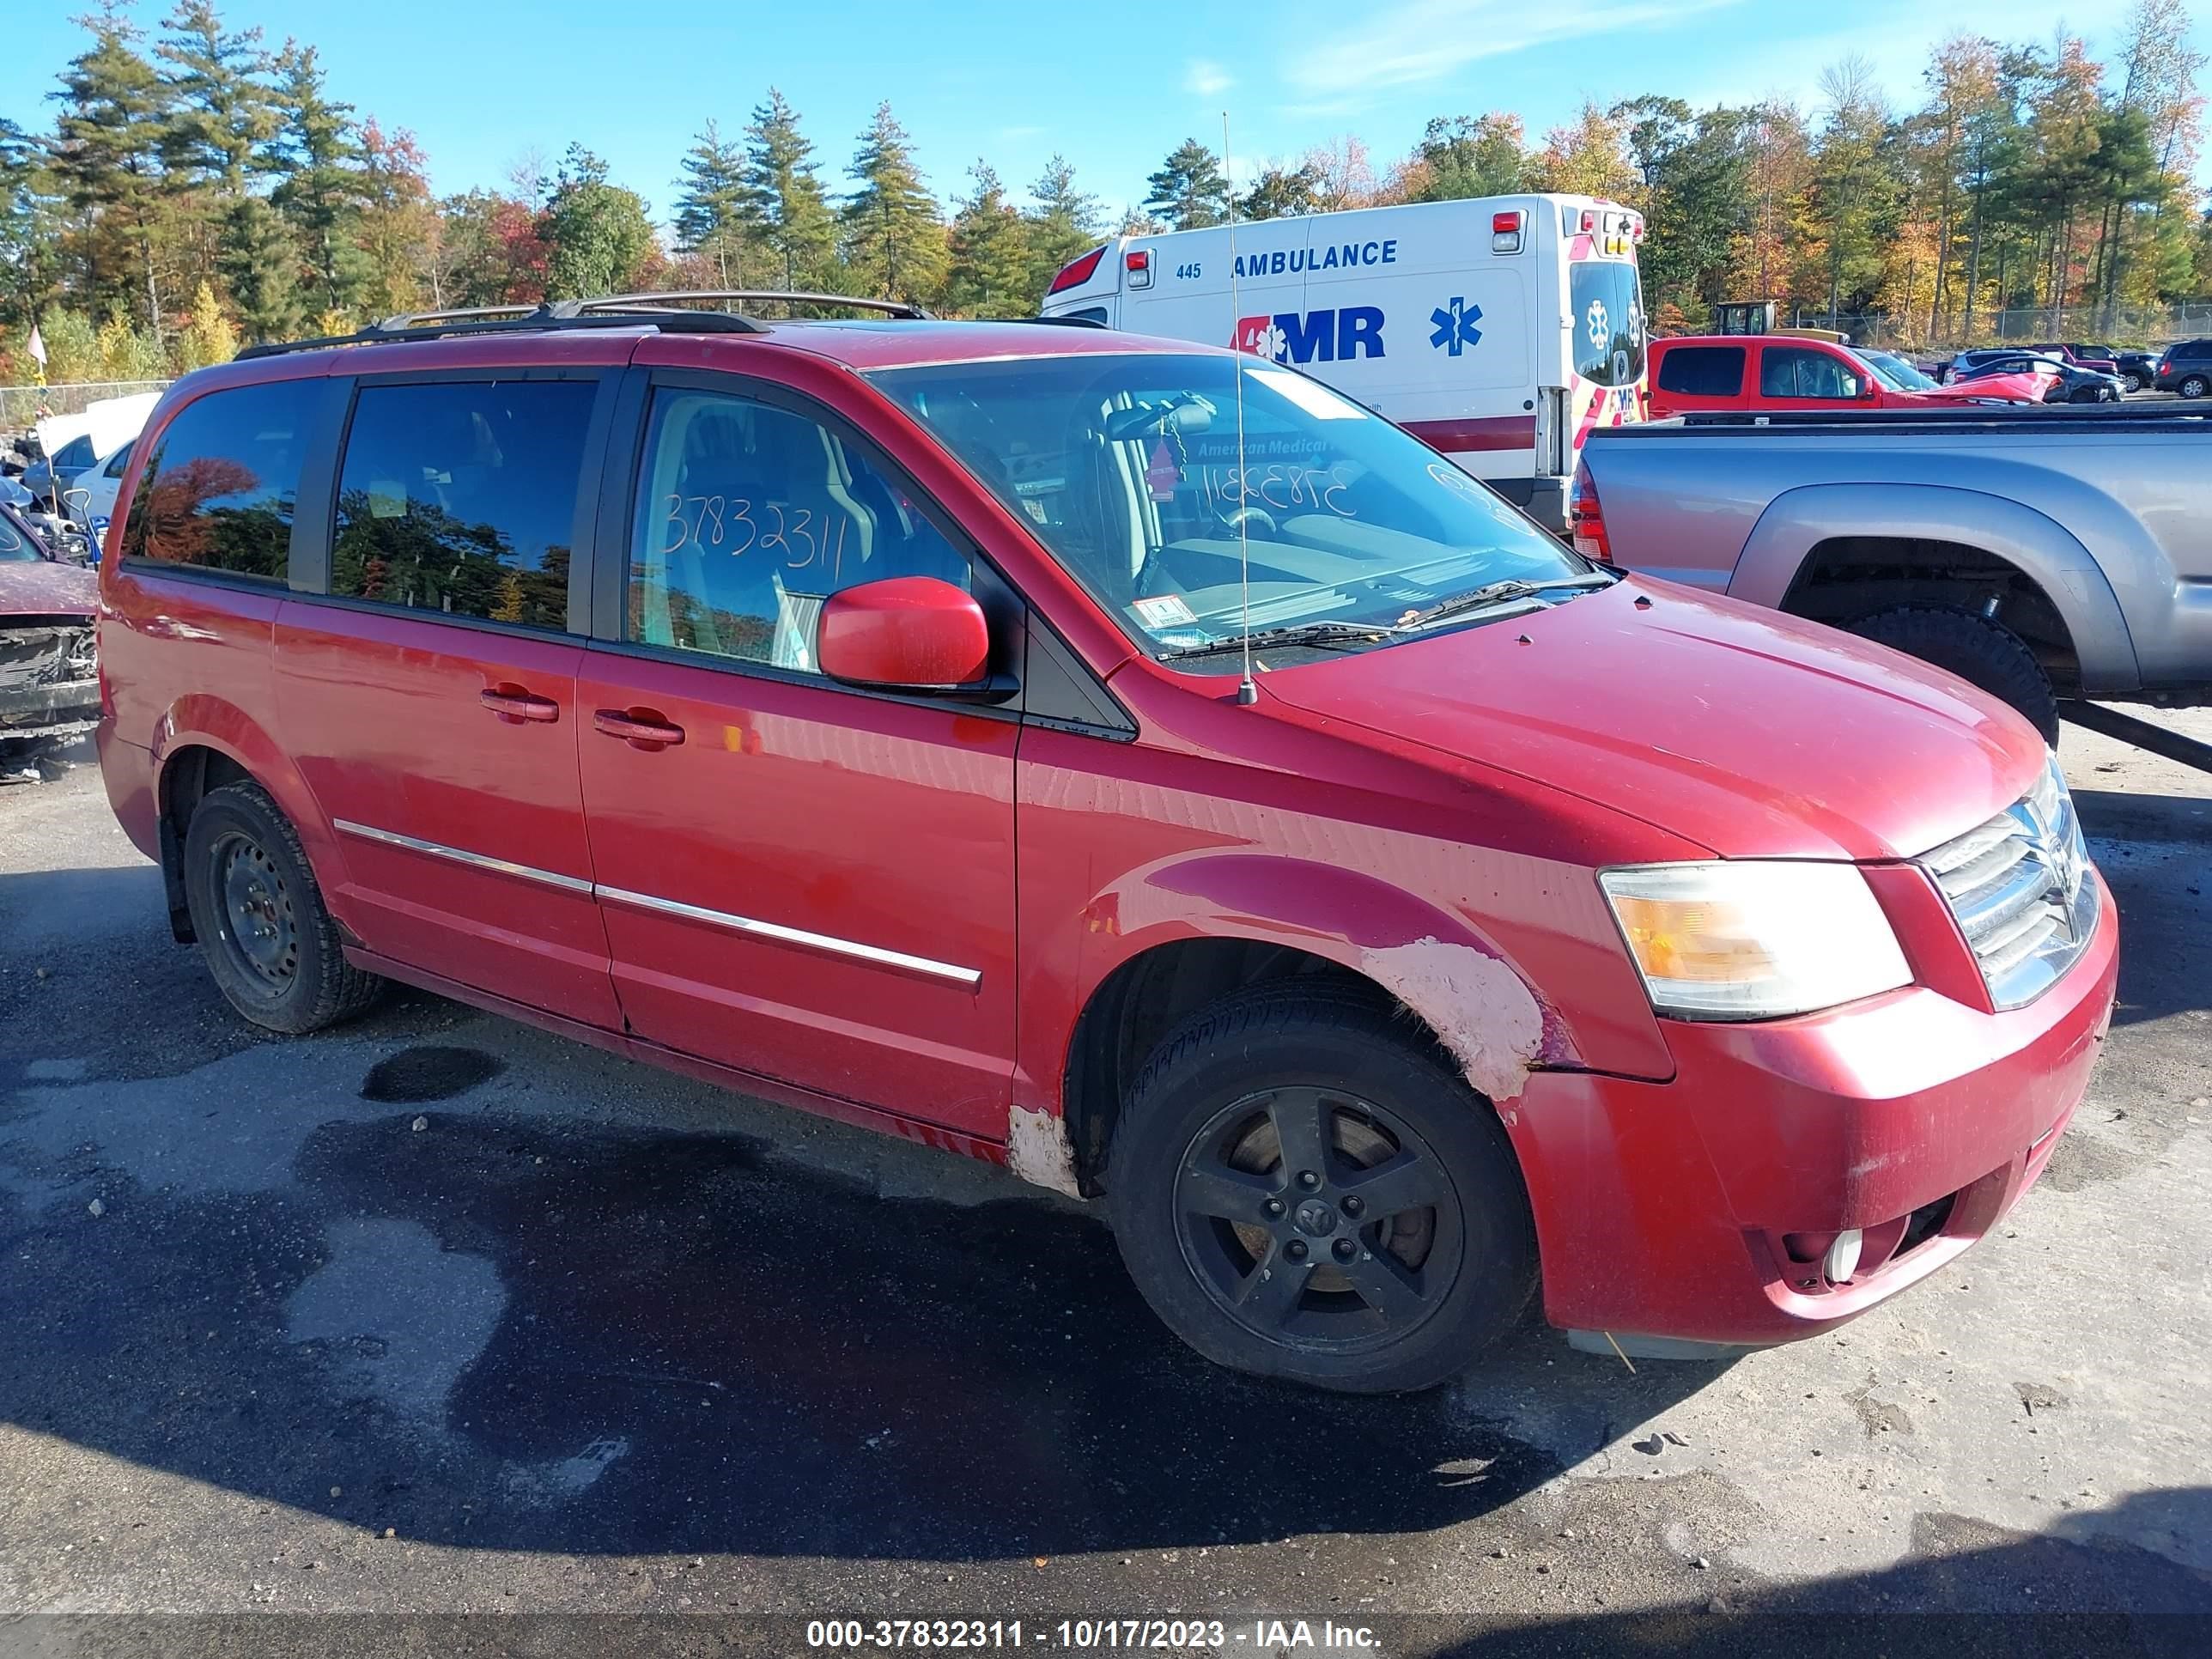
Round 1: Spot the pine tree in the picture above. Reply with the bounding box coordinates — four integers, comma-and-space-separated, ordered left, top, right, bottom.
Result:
740, 89, 835, 290
1143, 139, 1231, 229
49, 2, 178, 331
842, 101, 945, 301
673, 118, 749, 283
157, 1, 276, 189
1022, 155, 1101, 301
943, 163, 1032, 315
219, 194, 302, 339
270, 41, 370, 315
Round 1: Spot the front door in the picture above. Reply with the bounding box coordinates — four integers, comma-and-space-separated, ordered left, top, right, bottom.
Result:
577, 378, 1018, 1138
275, 372, 621, 1029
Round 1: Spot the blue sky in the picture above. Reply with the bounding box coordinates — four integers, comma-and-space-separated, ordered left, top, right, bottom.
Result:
8, 0, 2207, 223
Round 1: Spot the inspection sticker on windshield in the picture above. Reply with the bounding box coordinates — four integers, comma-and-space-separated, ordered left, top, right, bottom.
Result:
1133, 594, 1197, 629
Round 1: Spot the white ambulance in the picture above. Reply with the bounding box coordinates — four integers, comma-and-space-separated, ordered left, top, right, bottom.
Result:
1038, 194, 1647, 531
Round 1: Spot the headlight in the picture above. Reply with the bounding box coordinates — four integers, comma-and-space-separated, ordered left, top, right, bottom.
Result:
1599, 862, 1912, 1020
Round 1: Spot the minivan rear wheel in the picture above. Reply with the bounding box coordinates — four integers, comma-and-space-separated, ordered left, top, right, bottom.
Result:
182, 781, 384, 1033
1847, 603, 2060, 744
2179, 374, 2211, 399
1106, 983, 1537, 1394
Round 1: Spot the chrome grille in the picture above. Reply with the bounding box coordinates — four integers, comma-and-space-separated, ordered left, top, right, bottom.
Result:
1919, 757, 2098, 1010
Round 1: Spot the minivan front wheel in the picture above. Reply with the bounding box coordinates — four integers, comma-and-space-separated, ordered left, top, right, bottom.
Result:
182, 781, 384, 1033
1106, 984, 1537, 1394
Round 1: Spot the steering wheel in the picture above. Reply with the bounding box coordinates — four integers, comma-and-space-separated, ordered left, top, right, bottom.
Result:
1217, 504, 1278, 538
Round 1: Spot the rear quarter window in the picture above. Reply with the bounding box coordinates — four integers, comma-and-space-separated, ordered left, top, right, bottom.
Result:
1656, 345, 1744, 398
123, 380, 317, 581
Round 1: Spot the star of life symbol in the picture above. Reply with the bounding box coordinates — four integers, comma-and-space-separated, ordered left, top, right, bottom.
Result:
1429, 296, 1484, 356
1239, 319, 1288, 361
1585, 299, 1611, 349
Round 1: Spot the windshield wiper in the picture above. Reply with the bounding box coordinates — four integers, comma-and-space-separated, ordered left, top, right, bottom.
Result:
1402, 571, 1617, 631
1156, 618, 1407, 661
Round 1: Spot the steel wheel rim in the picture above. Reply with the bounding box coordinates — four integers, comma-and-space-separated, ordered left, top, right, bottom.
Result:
1173, 1085, 1464, 1356
215, 831, 298, 992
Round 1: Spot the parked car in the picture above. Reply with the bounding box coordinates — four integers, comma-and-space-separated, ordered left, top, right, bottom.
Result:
21, 391, 161, 504
2153, 337, 2212, 398
2, 498, 100, 757
1648, 335, 2042, 418
1573, 404, 2212, 742
1952, 352, 2120, 403
2029, 343, 2123, 377
2095, 349, 2161, 393
65, 435, 134, 549
97, 301, 2115, 1392
1855, 347, 2047, 405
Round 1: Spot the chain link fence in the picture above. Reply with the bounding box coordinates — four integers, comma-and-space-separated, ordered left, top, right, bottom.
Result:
1790, 304, 2212, 355
0, 379, 170, 431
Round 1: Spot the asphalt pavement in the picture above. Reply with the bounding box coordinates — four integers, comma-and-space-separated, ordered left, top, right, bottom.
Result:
1, 714, 2208, 1658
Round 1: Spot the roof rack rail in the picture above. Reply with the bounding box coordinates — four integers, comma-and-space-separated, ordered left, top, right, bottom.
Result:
571, 289, 933, 320
234, 289, 938, 362
234, 303, 767, 361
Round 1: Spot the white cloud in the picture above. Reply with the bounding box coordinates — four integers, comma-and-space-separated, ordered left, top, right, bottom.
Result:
1185, 58, 1236, 97
1280, 0, 1744, 94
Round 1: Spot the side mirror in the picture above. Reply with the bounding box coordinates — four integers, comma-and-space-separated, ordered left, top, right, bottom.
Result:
817, 576, 992, 693
1859, 377, 1879, 400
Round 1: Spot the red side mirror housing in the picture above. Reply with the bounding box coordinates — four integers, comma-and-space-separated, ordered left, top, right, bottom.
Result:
816, 576, 991, 691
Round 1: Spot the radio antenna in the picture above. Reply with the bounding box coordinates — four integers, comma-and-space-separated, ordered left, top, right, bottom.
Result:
1222, 110, 1256, 706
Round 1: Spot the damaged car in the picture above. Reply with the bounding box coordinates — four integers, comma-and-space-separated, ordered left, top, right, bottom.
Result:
96, 302, 2116, 1393
2, 499, 99, 776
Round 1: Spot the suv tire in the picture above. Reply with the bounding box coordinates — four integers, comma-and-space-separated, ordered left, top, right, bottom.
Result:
2179, 373, 2211, 399
182, 781, 384, 1034
1105, 982, 1537, 1395
2122, 370, 2148, 393
1848, 604, 2059, 744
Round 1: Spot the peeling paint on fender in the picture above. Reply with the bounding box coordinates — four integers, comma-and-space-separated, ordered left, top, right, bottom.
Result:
1006, 1104, 1084, 1198
1360, 935, 1547, 1104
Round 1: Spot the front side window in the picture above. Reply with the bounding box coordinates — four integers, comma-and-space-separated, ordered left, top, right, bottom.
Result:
1760, 348, 1861, 399
331, 380, 595, 629
123, 380, 316, 580
53, 435, 95, 471
1569, 259, 1645, 387
872, 352, 1601, 671
626, 388, 971, 674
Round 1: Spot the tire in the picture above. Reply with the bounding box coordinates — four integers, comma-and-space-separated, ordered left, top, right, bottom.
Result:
181, 781, 383, 1034
2180, 374, 2211, 400
2123, 372, 2147, 393
1105, 982, 1537, 1395
1848, 604, 2059, 745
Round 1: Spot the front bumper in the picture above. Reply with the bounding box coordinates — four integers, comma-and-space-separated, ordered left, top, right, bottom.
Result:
1, 674, 100, 742
1509, 869, 2118, 1348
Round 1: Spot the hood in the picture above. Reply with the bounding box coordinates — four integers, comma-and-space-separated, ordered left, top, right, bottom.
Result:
1261, 577, 2045, 860
0, 556, 97, 620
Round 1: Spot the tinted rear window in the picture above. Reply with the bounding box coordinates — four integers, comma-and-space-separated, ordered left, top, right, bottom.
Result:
123, 381, 317, 580
1570, 261, 1645, 387
331, 380, 596, 630
1656, 345, 1744, 398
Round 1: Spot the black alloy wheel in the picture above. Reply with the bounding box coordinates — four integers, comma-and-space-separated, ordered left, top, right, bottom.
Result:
1174, 1085, 1463, 1355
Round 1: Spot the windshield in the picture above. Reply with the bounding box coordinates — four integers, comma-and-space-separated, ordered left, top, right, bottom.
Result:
1570, 259, 1646, 387
1863, 350, 1936, 392
1, 510, 43, 561
871, 353, 1596, 669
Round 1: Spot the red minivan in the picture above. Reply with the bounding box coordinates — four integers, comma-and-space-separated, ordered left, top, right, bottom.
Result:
95, 299, 2116, 1392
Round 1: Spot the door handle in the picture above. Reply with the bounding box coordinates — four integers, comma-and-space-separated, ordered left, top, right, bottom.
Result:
480, 685, 561, 724
593, 708, 686, 750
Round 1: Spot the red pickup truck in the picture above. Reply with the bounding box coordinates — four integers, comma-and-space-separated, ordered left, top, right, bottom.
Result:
1651, 334, 2045, 417
94, 299, 2115, 1392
